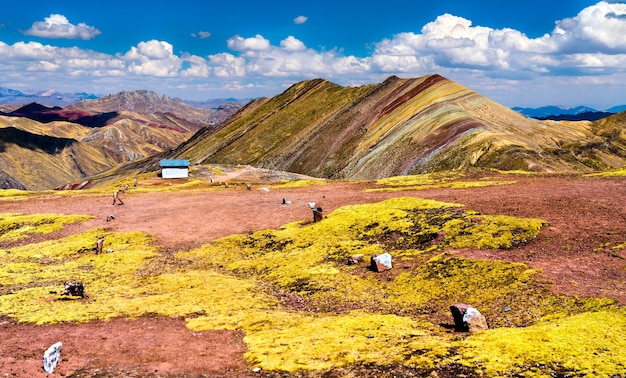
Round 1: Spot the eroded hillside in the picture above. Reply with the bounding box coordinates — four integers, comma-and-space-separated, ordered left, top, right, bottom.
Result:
170, 74, 626, 180
0, 91, 242, 190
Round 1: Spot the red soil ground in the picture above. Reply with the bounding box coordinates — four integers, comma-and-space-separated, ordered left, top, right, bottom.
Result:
1, 173, 625, 377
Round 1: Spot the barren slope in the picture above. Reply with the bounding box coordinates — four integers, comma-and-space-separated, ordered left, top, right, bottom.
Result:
170, 74, 626, 179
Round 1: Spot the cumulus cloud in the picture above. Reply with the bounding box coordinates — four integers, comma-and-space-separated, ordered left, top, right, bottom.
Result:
123, 40, 181, 77
294, 16, 308, 24
215, 34, 371, 79
23, 14, 101, 40
208, 53, 248, 78
227, 34, 271, 51
0, 39, 127, 91
181, 54, 210, 77
280, 36, 306, 51
371, 1, 626, 77
552, 1, 626, 52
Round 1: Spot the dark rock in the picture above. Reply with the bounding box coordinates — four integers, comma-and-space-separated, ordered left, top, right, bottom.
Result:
313, 207, 323, 223
450, 304, 472, 331
63, 282, 85, 298
347, 255, 364, 265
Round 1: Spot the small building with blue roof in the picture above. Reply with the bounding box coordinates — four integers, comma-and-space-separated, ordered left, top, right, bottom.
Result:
159, 159, 190, 179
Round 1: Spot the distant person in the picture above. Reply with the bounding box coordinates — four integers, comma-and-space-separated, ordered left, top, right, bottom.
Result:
133, 178, 138, 187
113, 190, 124, 205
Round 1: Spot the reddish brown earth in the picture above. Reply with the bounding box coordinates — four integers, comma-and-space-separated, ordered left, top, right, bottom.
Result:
1, 173, 625, 377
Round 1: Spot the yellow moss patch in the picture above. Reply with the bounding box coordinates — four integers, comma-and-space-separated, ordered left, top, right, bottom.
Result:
0, 189, 33, 200
584, 168, 626, 177
240, 311, 451, 371
460, 308, 626, 376
368, 173, 515, 192
0, 230, 160, 323
0, 213, 93, 242
178, 196, 625, 374
368, 181, 516, 193
489, 169, 542, 175
375, 172, 464, 187
271, 179, 328, 189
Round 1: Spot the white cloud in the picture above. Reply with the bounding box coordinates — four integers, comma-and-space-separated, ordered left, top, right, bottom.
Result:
209, 53, 247, 77
294, 16, 308, 25
552, 1, 626, 52
192, 31, 212, 39
2, 2, 626, 107
181, 54, 210, 77
371, 1, 626, 77
123, 40, 181, 77
23, 14, 101, 40
28, 60, 59, 72
280, 36, 306, 51
227, 34, 271, 51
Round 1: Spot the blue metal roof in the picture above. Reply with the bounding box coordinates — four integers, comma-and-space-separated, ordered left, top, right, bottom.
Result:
159, 159, 190, 167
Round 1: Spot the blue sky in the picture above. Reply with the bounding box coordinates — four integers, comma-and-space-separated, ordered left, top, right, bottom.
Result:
1, 1, 625, 109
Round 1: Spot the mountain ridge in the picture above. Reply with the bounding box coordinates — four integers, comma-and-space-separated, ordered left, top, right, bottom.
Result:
2, 75, 626, 189
513, 104, 625, 120
0, 90, 243, 189
147, 74, 625, 180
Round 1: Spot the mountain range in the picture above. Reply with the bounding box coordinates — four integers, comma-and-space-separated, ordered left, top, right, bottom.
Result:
0, 87, 99, 107
1, 74, 625, 190
135, 74, 624, 180
0, 91, 243, 189
513, 105, 625, 121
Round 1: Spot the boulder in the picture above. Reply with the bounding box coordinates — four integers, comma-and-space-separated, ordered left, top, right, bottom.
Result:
450, 304, 488, 332
370, 253, 392, 272
464, 307, 488, 332
63, 282, 85, 298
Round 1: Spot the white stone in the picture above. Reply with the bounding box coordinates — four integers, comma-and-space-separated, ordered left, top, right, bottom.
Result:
463, 307, 488, 331
43, 341, 62, 374
372, 252, 393, 271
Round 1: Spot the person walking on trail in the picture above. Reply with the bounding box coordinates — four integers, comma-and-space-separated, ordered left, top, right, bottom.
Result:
112, 190, 124, 205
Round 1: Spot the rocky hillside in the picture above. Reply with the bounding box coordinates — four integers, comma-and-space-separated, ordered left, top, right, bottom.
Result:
0, 91, 242, 190
153, 74, 625, 180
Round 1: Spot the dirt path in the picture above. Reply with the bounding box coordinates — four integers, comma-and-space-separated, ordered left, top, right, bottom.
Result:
1, 174, 625, 376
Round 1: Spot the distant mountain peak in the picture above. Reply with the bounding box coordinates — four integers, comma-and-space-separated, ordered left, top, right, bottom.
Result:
39, 89, 57, 97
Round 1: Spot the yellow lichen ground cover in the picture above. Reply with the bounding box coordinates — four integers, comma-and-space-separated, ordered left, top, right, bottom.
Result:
1, 196, 624, 376
0, 213, 93, 242
584, 167, 626, 177
367, 173, 515, 192
0, 189, 33, 200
